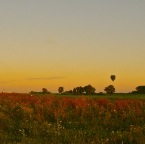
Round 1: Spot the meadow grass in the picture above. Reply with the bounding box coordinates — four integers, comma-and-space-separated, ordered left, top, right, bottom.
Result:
0, 93, 145, 143
58, 93, 145, 99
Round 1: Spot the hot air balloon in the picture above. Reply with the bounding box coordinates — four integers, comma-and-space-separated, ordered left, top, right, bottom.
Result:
110, 75, 116, 81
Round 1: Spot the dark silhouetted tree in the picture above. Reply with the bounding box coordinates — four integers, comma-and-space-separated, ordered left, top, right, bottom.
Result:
73, 88, 77, 95
76, 86, 84, 95
136, 86, 145, 94
104, 85, 115, 94
58, 87, 64, 94
42, 88, 48, 94
84, 85, 96, 95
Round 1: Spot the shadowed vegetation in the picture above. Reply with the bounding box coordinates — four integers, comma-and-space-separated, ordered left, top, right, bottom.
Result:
0, 93, 145, 143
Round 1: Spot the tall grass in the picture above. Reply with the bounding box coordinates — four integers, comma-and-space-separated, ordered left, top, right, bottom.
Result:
0, 93, 145, 143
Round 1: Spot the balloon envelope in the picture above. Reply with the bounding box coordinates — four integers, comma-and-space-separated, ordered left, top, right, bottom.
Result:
110, 75, 116, 81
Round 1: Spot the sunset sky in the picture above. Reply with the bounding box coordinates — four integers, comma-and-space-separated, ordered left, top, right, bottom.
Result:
0, 1, 145, 93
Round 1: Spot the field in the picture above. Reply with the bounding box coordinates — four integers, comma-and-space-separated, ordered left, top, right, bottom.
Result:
0, 93, 145, 144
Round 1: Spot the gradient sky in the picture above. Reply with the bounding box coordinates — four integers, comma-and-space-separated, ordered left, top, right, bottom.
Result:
0, 1, 145, 93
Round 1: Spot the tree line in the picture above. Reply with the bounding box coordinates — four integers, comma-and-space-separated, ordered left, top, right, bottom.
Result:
30, 85, 116, 95
131, 86, 145, 94
29, 85, 145, 95
58, 84, 115, 95
58, 85, 96, 95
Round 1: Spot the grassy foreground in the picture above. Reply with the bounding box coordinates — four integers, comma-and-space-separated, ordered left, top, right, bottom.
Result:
0, 93, 145, 143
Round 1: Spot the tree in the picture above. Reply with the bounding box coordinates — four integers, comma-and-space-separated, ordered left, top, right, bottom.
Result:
58, 87, 64, 94
76, 86, 84, 95
73, 88, 77, 95
136, 86, 145, 94
84, 85, 96, 95
104, 85, 115, 94
42, 88, 48, 94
